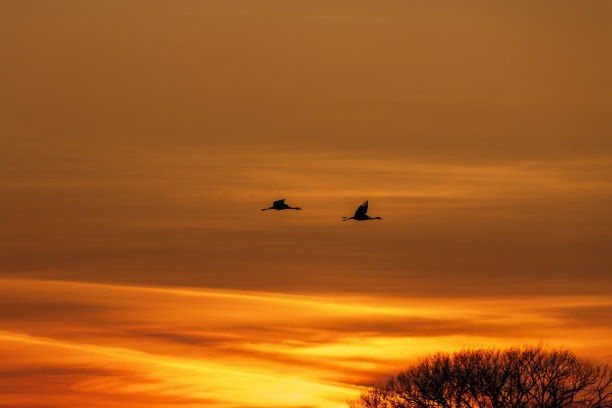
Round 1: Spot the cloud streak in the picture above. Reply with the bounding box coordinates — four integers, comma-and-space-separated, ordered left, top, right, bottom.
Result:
0, 279, 610, 407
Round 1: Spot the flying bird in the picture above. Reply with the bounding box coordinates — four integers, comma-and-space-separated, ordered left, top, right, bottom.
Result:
343, 200, 382, 221
261, 199, 302, 211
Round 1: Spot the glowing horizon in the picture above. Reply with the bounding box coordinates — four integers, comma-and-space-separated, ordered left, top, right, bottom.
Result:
0, 278, 610, 407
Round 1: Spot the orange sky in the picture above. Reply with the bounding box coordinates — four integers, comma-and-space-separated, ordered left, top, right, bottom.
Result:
1, 1, 611, 407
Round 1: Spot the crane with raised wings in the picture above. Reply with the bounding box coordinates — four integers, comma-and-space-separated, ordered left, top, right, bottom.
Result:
342, 200, 382, 221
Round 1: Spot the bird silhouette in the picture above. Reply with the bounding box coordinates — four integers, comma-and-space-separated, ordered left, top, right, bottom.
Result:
261, 199, 302, 211
343, 200, 382, 221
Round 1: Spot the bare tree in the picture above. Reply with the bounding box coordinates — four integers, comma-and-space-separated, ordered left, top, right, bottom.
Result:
349, 346, 612, 408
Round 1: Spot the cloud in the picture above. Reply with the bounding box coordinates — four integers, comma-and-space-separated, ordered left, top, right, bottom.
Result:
0, 279, 610, 406
2, 145, 611, 298
538, 305, 612, 328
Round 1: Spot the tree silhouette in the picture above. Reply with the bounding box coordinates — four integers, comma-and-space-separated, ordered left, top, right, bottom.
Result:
349, 346, 612, 408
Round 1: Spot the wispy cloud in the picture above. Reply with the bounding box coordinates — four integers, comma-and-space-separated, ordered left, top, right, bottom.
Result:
3, 147, 611, 298
0, 279, 610, 407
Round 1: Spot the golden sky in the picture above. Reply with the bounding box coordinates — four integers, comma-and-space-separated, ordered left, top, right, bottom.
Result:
1, 1, 611, 407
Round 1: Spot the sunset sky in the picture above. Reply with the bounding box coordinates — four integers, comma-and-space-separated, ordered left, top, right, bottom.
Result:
1, 1, 612, 407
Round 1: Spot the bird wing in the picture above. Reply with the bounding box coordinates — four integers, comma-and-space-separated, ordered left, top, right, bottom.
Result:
273, 199, 286, 206
354, 200, 368, 217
